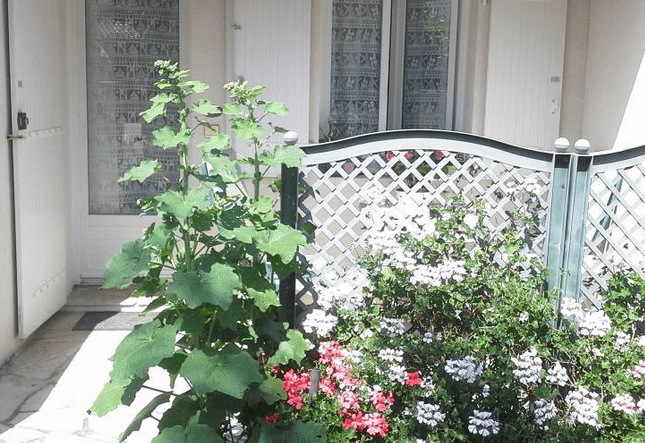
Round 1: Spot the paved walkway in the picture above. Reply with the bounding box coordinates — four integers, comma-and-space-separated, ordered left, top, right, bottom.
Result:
0, 288, 162, 443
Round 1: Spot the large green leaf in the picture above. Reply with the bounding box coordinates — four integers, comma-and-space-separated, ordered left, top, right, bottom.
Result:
181, 80, 210, 94
246, 377, 286, 406
250, 421, 326, 443
179, 347, 264, 398
155, 187, 211, 219
254, 225, 307, 263
151, 423, 222, 443
191, 99, 221, 116
119, 159, 161, 183
110, 320, 180, 380
222, 102, 244, 115
140, 93, 175, 123
91, 375, 148, 417
198, 132, 230, 153
152, 126, 192, 149
258, 145, 305, 168
103, 239, 151, 289
231, 118, 264, 140
239, 266, 280, 312
167, 263, 241, 309
263, 100, 289, 116
119, 392, 171, 442
205, 154, 250, 184
267, 329, 309, 366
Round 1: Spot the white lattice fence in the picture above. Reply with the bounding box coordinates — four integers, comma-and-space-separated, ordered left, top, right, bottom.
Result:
293, 134, 553, 322
583, 162, 645, 308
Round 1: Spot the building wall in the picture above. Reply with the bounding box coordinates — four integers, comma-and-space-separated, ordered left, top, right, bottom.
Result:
582, 0, 645, 152
0, 1, 24, 365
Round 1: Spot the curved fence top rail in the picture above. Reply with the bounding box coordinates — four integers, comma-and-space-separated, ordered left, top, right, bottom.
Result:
588, 143, 645, 172
301, 130, 556, 172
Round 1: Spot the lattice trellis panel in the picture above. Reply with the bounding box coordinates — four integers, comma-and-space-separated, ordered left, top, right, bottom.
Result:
294, 148, 552, 322
582, 163, 645, 308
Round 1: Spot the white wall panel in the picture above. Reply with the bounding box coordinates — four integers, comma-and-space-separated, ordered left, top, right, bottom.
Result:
484, 0, 567, 149
228, 0, 311, 156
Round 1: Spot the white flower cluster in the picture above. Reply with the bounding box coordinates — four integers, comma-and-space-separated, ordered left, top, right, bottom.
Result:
445, 355, 483, 384
578, 310, 612, 337
380, 317, 406, 337
611, 393, 636, 414
468, 410, 500, 437
565, 387, 600, 428
512, 347, 542, 385
559, 296, 612, 337
631, 360, 645, 379
519, 311, 529, 323
378, 348, 404, 362
533, 398, 557, 427
416, 402, 445, 427
410, 264, 442, 286
614, 331, 631, 351
386, 364, 408, 384
559, 296, 583, 318
302, 309, 338, 337
357, 186, 389, 207
546, 361, 568, 386
422, 331, 443, 344
409, 259, 467, 286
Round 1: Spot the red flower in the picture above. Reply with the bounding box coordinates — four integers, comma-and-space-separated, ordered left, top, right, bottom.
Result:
386, 152, 394, 161
434, 150, 444, 160
405, 150, 415, 160
264, 414, 278, 423
405, 371, 423, 387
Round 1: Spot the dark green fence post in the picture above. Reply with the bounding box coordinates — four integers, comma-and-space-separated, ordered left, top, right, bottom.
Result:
545, 153, 573, 298
561, 152, 593, 303
279, 131, 299, 328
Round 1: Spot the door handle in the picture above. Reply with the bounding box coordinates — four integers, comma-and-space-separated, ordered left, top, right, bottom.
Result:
6, 134, 24, 141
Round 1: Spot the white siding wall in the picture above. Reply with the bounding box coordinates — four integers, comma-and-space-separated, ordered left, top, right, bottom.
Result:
582, 0, 645, 152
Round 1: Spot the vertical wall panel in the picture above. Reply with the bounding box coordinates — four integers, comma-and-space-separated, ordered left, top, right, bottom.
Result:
228, 0, 311, 156
484, 0, 567, 149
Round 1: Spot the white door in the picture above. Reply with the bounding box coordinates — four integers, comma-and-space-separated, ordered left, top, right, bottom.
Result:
8, 0, 70, 337
484, 0, 568, 149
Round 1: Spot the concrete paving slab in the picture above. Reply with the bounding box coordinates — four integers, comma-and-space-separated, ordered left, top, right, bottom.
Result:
0, 310, 166, 442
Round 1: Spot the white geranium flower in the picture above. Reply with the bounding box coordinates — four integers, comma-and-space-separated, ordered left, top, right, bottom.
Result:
378, 348, 404, 363
468, 410, 500, 436
566, 387, 600, 428
546, 361, 568, 386
445, 355, 483, 384
534, 398, 557, 427
512, 347, 542, 385
302, 309, 338, 337
380, 317, 406, 337
578, 309, 611, 337
611, 393, 636, 414
416, 402, 445, 427
463, 213, 478, 229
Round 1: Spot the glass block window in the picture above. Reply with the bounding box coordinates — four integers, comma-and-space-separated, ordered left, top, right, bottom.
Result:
86, 0, 180, 214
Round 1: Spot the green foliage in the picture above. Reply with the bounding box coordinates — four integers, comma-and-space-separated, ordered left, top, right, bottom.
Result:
91, 60, 309, 442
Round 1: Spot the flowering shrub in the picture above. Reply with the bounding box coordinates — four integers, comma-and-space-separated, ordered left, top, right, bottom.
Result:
268, 182, 645, 442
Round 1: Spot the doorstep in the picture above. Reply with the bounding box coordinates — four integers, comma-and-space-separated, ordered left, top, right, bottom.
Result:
62, 285, 154, 313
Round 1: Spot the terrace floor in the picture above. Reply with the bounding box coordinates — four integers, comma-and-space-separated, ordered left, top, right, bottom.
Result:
0, 287, 161, 443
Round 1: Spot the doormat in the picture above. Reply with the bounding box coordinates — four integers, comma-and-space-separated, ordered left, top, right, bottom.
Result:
72, 311, 153, 331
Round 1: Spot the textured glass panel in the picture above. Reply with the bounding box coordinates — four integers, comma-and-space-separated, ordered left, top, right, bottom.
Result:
86, 0, 180, 215
328, 0, 382, 140
401, 0, 451, 129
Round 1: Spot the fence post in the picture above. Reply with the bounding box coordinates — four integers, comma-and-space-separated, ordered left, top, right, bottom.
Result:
279, 131, 299, 328
560, 145, 593, 303
545, 153, 573, 298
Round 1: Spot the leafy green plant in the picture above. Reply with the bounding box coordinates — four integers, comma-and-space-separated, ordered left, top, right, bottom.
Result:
90, 60, 322, 443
